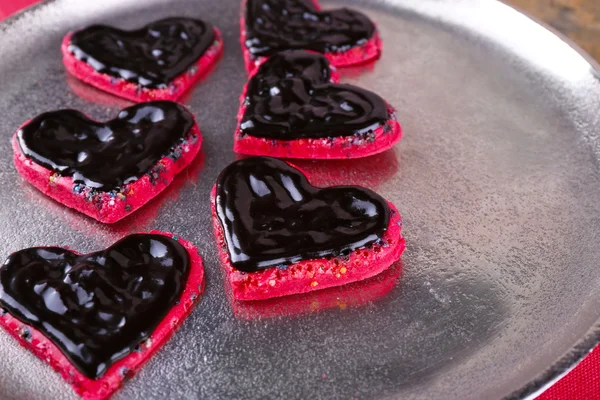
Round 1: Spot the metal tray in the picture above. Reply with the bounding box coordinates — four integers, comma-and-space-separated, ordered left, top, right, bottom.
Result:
2, 0, 600, 398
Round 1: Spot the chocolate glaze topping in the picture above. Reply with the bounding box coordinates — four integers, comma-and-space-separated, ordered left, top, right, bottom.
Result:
0, 234, 190, 379
245, 0, 376, 57
240, 50, 389, 139
69, 17, 215, 88
17, 101, 195, 191
216, 157, 390, 272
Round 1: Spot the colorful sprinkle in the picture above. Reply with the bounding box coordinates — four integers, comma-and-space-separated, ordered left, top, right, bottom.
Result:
20, 327, 31, 341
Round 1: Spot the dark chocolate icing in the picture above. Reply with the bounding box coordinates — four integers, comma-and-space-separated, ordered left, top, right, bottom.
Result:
69, 17, 215, 88
215, 157, 390, 272
0, 234, 190, 379
240, 50, 389, 139
245, 0, 376, 57
17, 101, 195, 191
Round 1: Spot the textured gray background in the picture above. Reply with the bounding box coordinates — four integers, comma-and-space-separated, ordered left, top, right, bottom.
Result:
1, 0, 600, 399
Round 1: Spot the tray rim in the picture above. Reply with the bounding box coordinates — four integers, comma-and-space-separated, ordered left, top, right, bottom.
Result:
2, 0, 600, 399
492, 4, 600, 398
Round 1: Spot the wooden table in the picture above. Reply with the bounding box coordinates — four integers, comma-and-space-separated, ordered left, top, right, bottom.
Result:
507, 0, 600, 61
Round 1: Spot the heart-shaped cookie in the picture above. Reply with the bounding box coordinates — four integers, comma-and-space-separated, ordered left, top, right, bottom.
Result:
241, 0, 382, 73
13, 101, 202, 223
211, 157, 405, 300
0, 232, 204, 400
234, 50, 402, 159
62, 17, 223, 102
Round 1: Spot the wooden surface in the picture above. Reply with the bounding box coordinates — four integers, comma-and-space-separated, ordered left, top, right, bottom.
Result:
506, 0, 600, 61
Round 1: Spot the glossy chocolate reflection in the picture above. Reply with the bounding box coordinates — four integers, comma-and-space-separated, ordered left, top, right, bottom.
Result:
240, 51, 390, 139
233, 261, 403, 319
0, 234, 190, 379
69, 17, 215, 88
245, 0, 376, 57
17, 101, 195, 191
216, 157, 390, 272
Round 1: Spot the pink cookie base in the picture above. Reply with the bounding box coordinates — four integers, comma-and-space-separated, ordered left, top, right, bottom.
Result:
232, 260, 403, 319
0, 231, 204, 400
12, 119, 202, 224
61, 28, 223, 103
211, 184, 405, 301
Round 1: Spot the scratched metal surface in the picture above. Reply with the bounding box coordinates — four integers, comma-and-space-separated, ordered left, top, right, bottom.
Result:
1, 0, 600, 399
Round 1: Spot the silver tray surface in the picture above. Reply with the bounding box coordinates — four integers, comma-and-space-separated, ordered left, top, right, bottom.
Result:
1, 0, 600, 399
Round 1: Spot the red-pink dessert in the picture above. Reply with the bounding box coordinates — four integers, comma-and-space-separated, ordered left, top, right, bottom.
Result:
0, 231, 204, 400
212, 157, 406, 301
241, 0, 382, 74
62, 17, 223, 102
234, 50, 401, 159
13, 101, 202, 224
